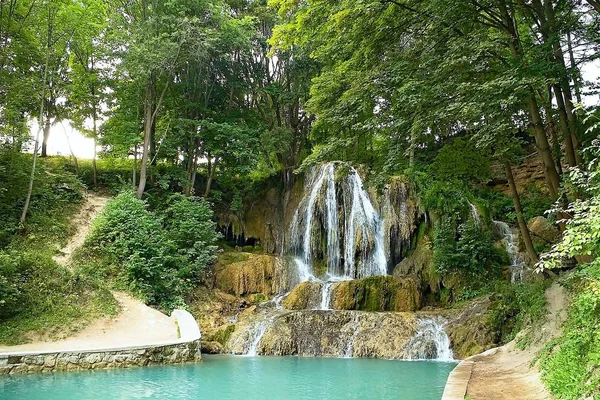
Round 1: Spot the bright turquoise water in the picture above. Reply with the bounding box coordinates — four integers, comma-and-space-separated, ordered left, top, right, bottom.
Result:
0, 355, 457, 400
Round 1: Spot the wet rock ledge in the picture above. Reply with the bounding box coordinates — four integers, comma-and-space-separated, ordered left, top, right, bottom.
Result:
0, 310, 202, 374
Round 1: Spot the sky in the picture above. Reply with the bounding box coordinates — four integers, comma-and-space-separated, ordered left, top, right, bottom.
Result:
31, 60, 600, 161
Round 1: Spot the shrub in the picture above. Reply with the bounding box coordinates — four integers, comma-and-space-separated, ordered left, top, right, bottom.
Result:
434, 218, 507, 279
82, 191, 219, 309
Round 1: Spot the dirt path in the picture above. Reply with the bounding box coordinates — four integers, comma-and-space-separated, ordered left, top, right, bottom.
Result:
0, 192, 179, 353
465, 283, 569, 400
53, 194, 110, 268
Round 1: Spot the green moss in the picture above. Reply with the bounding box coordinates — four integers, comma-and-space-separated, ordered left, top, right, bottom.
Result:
218, 252, 251, 266
206, 324, 236, 346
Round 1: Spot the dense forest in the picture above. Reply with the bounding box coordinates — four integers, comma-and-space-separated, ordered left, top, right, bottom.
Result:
1, 0, 599, 399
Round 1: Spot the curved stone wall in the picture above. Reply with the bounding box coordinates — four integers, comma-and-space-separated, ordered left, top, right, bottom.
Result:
0, 310, 202, 374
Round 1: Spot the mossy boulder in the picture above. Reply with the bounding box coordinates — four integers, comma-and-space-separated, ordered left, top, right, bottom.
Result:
528, 216, 560, 246
204, 324, 236, 347
282, 281, 322, 310
213, 253, 277, 296
444, 296, 497, 359
331, 276, 422, 312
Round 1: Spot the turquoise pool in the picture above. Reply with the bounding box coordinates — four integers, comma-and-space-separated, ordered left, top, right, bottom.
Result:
0, 355, 457, 399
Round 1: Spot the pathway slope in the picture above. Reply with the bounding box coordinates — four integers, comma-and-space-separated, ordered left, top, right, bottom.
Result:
449, 283, 568, 400
0, 192, 179, 353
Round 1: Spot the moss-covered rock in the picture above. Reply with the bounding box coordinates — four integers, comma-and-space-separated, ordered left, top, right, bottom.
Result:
201, 341, 224, 354
527, 216, 560, 246
282, 281, 322, 310
226, 310, 419, 359
444, 296, 497, 359
204, 324, 236, 347
331, 276, 421, 312
213, 253, 277, 296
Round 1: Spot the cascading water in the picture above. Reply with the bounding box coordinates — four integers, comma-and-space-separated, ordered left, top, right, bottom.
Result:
286, 163, 388, 309
469, 202, 481, 224
233, 162, 453, 360
494, 221, 525, 283
405, 318, 454, 361
288, 163, 387, 282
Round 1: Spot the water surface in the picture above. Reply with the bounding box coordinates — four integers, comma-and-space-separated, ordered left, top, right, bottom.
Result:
0, 355, 456, 400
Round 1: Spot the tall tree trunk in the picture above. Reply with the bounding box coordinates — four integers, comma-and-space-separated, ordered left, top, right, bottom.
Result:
566, 31, 583, 105
136, 80, 154, 199
204, 157, 217, 198
552, 84, 577, 168
61, 122, 79, 174
21, 43, 50, 226
132, 144, 137, 189
499, 1, 560, 197
136, 75, 170, 199
543, 2, 583, 166
41, 116, 51, 157
527, 93, 560, 197
505, 162, 539, 263
92, 137, 98, 188
184, 142, 195, 196
542, 92, 563, 176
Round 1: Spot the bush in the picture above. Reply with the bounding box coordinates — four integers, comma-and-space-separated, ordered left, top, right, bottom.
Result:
82, 191, 219, 309
487, 280, 549, 344
434, 218, 507, 279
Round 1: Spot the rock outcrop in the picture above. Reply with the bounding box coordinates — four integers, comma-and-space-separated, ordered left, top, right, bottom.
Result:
281, 276, 422, 312
527, 216, 560, 246
213, 254, 277, 296
330, 276, 421, 312
226, 310, 420, 359
444, 297, 497, 359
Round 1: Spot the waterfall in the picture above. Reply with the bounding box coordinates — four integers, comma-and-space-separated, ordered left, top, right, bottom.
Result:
469, 203, 481, 224
287, 163, 388, 283
240, 315, 276, 357
343, 314, 360, 358
494, 221, 525, 283
405, 318, 454, 361
319, 281, 334, 310
229, 162, 456, 361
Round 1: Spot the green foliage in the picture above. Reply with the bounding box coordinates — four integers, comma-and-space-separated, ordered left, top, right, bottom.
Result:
537, 141, 600, 399
81, 191, 219, 309
433, 218, 507, 279
0, 152, 84, 246
539, 261, 600, 399
0, 152, 117, 344
487, 281, 549, 344
428, 138, 491, 184
0, 249, 118, 344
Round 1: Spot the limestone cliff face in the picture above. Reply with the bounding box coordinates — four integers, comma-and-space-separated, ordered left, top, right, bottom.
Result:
226, 310, 419, 359
218, 174, 305, 254
213, 254, 278, 296
217, 168, 422, 274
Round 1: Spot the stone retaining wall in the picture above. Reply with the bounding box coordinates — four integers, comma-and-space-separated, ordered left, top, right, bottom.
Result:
0, 309, 202, 374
